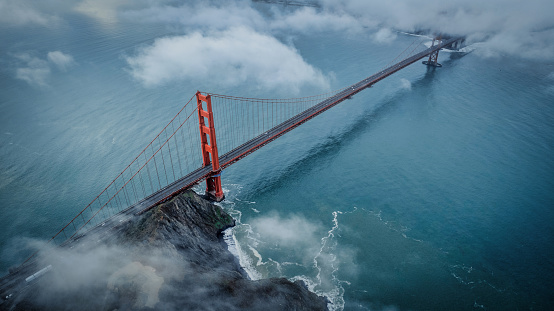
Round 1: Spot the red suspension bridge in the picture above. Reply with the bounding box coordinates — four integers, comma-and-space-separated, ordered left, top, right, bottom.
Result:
14, 36, 463, 267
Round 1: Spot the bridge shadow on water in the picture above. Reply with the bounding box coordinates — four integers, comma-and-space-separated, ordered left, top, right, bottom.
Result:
247, 68, 445, 197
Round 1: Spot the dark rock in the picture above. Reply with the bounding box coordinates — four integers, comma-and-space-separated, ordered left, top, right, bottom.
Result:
2, 191, 328, 311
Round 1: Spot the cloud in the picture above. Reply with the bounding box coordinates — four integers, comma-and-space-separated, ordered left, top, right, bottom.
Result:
372, 28, 397, 44
0, 0, 64, 27
74, 0, 132, 24
121, 0, 554, 61
13, 53, 51, 86
248, 210, 358, 308
269, 7, 364, 34
12, 51, 76, 86
473, 29, 554, 59
0, 0, 52, 26
5, 0, 553, 61
122, 1, 266, 31
250, 212, 322, 249
125, 27, 330, 92
318, 0, 554, 60
400, 78, 411, 90
47, 51, 76, 71
122, 1, 368, 34
17, 240, 187, 310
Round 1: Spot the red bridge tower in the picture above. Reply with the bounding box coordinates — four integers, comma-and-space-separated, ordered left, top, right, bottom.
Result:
422, 35, 443, 67
196, 92, 225, 201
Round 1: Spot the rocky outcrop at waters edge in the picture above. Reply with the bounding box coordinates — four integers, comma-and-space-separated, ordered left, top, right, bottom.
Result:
4, 190, 328, 310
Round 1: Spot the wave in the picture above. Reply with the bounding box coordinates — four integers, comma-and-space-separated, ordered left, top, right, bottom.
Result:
397, 31, 434, 40
310, 210, 347, 311
218, 186, 349, 310
366, 209, 424, 243
223, 227, 262, 280
216, 184, 264, 280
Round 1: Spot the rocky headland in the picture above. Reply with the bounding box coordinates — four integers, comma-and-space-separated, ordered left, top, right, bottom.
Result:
1, 190, 328, 310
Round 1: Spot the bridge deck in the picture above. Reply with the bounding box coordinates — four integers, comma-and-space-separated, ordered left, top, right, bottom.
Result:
43, 37, 462, 240
0, 37, 460, 296
130, 37, 461, 215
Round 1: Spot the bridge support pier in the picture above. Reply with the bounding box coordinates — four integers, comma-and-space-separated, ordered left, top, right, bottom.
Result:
423, 36, 443, 67
196, 92, 225, 202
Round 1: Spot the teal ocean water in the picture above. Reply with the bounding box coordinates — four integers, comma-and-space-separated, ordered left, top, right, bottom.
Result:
1, 4, 554, 311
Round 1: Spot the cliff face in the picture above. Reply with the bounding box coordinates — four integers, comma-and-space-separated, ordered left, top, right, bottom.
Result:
4, 191, 328, 311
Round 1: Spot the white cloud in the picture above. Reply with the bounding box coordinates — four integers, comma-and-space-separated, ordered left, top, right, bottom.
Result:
16, 66, 51, 86
120, 0, 554, 61
318, 0, 554, 60
474, 29, 554, 59
250, 213, 321, 248
122, 1, 371, 36
0, 0, 57, 26
47, 51, 76, 71
13, 53, 51, 86
372, 28, 397, 44
74, 0, 131, 24
122, 1, 266, 31
400, 78, 411, 90
125, 27, 330, 92
269, 7, 364, 34
12, 51, 76, 86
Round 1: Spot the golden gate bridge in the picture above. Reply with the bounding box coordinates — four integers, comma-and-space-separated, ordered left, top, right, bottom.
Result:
1, 36, 463, 291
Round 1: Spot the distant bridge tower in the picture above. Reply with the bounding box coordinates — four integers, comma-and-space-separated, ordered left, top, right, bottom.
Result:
449, 38, 465, 50
423, 35, 443, 67
196, 92, 225, 202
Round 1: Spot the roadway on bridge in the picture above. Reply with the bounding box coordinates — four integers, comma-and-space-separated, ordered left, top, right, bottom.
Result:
0, 37, 460, 298
124, 37, 461, 217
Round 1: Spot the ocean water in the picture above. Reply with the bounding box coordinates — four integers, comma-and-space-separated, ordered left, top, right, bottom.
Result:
2, 7, 554, 311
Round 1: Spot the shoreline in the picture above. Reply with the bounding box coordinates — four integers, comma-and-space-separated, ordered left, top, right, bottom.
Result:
1, 190, 329, 310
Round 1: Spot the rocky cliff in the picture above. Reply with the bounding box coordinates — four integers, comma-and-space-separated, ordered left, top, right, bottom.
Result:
3, 191, 328, 311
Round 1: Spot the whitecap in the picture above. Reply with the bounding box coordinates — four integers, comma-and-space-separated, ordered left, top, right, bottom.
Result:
223, 227, 262, 280
248, 245, 263, 266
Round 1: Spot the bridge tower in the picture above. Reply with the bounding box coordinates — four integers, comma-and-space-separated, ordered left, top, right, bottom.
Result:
196, 92, 225, 202
422, 35, 443, 67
